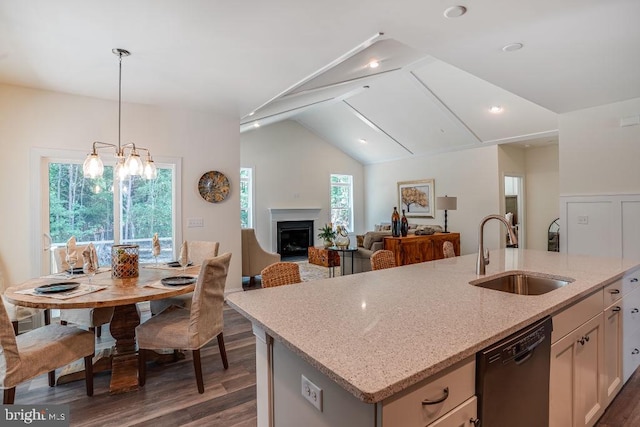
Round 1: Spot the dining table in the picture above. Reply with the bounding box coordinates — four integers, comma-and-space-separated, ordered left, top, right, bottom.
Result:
4, 263, 200, 394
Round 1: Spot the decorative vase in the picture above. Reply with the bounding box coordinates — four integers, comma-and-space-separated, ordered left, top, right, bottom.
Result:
335, 226, 350, 249
111, 244, 139, 278
401, 209, 409, 237
323, 239, 333, 248
391, 207, 401, 237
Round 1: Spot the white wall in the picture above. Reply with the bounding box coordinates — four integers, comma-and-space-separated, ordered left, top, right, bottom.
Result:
364, 145, 501, 256
240, 120, 365, 250
524, 144, 559, 251
558, 97, 640, 260
0, 84, 243, 292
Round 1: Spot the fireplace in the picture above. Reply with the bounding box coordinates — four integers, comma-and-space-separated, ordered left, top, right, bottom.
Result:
277, 220, 314, 259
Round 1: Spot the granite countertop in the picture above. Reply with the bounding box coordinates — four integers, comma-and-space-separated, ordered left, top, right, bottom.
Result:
226, 249, 639, 404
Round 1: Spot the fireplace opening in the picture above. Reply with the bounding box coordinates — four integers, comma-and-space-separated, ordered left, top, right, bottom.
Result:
277, 220, 314, 259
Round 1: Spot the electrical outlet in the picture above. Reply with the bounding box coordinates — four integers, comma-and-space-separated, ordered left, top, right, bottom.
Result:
301, 374, 322, 411
577, 215, 589, 225
187, 217, 204, 228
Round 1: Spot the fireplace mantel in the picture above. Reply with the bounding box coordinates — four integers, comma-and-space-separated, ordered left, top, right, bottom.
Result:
269, 208, 322, 252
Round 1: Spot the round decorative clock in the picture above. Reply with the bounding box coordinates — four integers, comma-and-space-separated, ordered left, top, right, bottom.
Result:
198, 171, 230, 203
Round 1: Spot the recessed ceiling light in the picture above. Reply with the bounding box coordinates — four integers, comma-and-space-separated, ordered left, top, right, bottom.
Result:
489, 106, 503, 114
359, 138, 367, 144
444, 6, 467, 18
502, 43, 523, 52
249, 111, 255, 116
368, 60, 380, 69
253, 122, 260, 128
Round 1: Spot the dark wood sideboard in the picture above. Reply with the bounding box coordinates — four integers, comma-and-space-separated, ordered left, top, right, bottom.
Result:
383, 233, 461, 266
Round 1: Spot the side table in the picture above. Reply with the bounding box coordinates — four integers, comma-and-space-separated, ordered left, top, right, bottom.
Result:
327, 246, 358, 276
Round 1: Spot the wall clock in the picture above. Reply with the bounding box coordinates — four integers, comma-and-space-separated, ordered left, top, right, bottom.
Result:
198, 171, 230, 203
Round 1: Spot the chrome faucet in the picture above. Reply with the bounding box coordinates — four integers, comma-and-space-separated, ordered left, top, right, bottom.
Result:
476, 214, 518, 275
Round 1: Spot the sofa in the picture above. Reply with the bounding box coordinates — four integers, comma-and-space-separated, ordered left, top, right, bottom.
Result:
338, 224, 443, 274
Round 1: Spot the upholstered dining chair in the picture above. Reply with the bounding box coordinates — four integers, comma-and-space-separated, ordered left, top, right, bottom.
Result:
54, 246, 114, 338
150, 240, 220, 315
443, 241, 456, 259
0, 300, 95, 404
260, 262, 302, 288
242, 228, 280, 286
370, 250, 396, 271
136, 253, 232, 394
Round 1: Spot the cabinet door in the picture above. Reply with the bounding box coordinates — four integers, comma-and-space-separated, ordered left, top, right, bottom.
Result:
550, 314, 605, 427
574, 314, 605, 427
427, 397, 478, 427
401, 241, 423, 265
603, 303, 623, 405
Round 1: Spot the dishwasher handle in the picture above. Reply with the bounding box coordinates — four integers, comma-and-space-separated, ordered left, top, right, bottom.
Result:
513, 334, 546, 365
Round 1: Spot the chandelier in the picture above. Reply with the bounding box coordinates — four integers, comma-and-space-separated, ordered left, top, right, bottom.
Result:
82, 48, 157, 180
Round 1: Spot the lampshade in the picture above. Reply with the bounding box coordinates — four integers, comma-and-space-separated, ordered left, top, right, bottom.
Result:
437, 196, 457, 211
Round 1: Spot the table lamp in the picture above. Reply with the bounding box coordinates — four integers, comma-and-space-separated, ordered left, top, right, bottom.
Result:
436, 196, 457, 233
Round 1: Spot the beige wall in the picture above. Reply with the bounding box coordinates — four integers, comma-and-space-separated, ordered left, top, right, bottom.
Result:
240, 120, 365, 249
525, 144, 559, 251
364, 145, 501, 256
0, 84, 243, 292
559, 97, 640, 195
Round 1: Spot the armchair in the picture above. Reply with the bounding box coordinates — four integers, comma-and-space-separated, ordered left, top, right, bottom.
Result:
242, 228, 280, 286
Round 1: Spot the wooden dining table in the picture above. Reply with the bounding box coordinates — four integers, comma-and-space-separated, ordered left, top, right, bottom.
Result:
4, 264, 199, 394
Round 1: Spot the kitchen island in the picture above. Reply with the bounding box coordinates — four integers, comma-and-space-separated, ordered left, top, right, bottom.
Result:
227, 249, 640, 426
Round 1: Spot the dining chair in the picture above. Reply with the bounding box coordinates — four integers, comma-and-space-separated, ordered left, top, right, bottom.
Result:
260, 262, 302, 288
0, 300, 95, 404
150, 240, 220, 315
370, 250, 397, 271
54, 246, 114, 338
443, 241, 456, 258
136, 253, 231, 394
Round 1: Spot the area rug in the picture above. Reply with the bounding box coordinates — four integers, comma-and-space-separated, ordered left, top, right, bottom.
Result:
296, 260, 341, 282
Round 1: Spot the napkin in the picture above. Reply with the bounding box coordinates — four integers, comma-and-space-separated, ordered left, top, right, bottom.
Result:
179, 241, 189, 266
82, 243, 99, 272
66, 236, 78, 266
152, 233, 161, 257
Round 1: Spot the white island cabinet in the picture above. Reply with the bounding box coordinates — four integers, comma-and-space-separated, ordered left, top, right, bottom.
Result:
227, 250, 639, 427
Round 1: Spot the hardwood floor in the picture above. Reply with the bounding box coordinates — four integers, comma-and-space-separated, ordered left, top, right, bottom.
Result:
13, 300, 640, 427
15, 303, 257, 427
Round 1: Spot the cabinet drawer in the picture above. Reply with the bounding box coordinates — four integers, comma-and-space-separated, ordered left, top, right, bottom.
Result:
552, 290, 603, 344
427, 396, 477, 427
623, 327, 640, 383
604, 267, 640, 305
622, 287, 640, 334
381, 357, 475, 427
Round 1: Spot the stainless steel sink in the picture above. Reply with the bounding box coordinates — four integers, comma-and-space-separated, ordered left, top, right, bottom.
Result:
470, 272, 574, 295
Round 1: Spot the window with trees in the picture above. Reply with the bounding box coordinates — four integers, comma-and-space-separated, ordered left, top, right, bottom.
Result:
330, 174, 353, 231
240, 167, 253, 228
48, 162, 175, 266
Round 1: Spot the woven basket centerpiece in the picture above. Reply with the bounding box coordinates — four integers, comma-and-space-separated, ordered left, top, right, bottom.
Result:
111, 244, 139, 278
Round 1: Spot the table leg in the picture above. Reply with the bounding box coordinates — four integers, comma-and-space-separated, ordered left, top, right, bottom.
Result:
351, 251, 354, 275
109, 304, 140, 394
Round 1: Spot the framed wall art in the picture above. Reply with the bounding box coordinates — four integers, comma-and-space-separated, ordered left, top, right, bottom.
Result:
398, 179, 435, 218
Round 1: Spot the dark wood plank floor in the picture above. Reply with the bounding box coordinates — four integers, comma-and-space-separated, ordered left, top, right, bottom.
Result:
13, 299, 640, 427
15, 303, 257, 427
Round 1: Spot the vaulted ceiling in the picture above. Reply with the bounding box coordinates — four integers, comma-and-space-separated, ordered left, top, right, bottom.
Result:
1, 0, 638, 164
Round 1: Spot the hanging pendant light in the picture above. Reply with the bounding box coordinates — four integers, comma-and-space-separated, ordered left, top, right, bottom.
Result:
82, 48, 157, 180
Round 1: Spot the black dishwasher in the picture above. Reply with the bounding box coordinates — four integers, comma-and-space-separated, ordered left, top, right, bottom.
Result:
476, 316, 553, 427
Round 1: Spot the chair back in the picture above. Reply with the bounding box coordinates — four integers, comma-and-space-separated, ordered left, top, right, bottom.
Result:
188, 241, 220, 265
54, 245, 88, 272
261, 262, 302, 288
370, 250, 396, 271
188, 253, 232, 347
241, 228, 281, 277
443, 241, 456, 258
0, 301, 21, 387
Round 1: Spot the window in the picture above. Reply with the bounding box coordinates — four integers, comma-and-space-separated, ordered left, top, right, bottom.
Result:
330, 174, 353, 231
240, 167, 253, 228
47, 161, 176, 269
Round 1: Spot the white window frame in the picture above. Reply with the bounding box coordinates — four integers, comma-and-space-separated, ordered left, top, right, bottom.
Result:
30, 148, 182, 277
240, 166, 254, 229
330, 174, 354, 232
